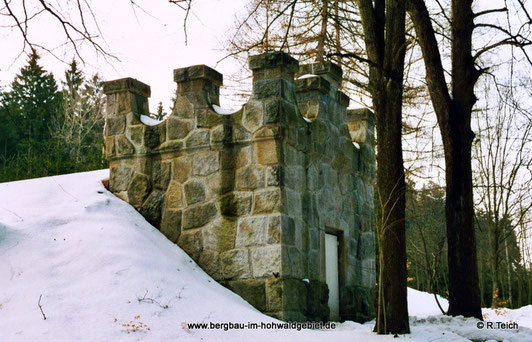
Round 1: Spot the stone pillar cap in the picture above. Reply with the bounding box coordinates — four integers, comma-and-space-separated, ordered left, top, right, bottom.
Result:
347, 108, 375, 125
103, 78, 151, 97
248, 52, 299, 72
295, 75, 331, 94
173, 65, 223, 86
297, 61, 343, 83
337, 91, 350, 108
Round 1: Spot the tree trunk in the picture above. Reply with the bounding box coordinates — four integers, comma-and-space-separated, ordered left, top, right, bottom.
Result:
440, 81, 482, 320
504, 239, 513, 307
489, 225, 501, 307
407, 0, 482, 319
356, 0, 410, 334
374, 79, 409, 334
315, 0, 329, 61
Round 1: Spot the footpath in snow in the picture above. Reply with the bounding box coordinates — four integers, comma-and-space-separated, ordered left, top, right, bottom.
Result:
1, 170, 531, 341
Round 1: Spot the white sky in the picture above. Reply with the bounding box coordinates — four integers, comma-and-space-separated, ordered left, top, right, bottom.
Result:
0, 0, 249, 111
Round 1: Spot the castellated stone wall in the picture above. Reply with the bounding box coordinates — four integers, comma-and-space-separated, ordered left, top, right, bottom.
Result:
103, 52, 376, 322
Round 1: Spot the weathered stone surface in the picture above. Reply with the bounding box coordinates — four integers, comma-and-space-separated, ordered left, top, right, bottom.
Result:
235, 166, 265, 190
178, 228, 202, 260
233, 125, 252, 142
210, 125, 225, 144
310, 229, 320, 250
192, 151, 219, 176
182, 201, 218, 229
359, 232, 375, 259
265, 166, 280, 187
267, 216, 281, 244
186, 130, 210, 148
264, 99, 280, 124
153, 161, 171, 190
219, 192, 252, 216
106, 116, 126, 136
248, 52, 299, 73
198, 250, 221, 280
254, 139, 279, 165
202, 216, 236, 252
266, 278, 283, 312
126, 112, 142, 126
167, 117, 192, 140
173, 95, 194, 119
281, 215, 296, 245
282, 278, 307, 312
220, 248, 251, 279
361, 258, 376, 289
283, 164, 305, 189
253, 79, 289, 99
140, 190, 165, 227
129, 125, 144, 145
174, 64, 223, 86
228, 279, 266, 311
254, 126, 279, 139
250, 245, 281, 277
242, 101, 263, 133
184, 179, 206, 205
253, 188, 280, 214
166, 180, 184, 209
304, 280, 330, 322
282, 246, 302, 278
110, 164, 134, 191
144, 126, 160, 148
105, 136, 116, 159
235, 146, 252, 169
103, 77, 151, 97
235, 216, 267, 247
283, 188, 302, 218
116, 135, 135, 155
197, 108, 223, 128
127, 173, 151, 206
160, 209, 182, 243
172, 157, 191, 183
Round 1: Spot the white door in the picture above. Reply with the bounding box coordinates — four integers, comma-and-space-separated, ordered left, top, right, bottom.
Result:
325, 233, 340, 321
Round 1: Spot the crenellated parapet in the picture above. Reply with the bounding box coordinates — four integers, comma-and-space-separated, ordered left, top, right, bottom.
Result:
103, 51, 376, 323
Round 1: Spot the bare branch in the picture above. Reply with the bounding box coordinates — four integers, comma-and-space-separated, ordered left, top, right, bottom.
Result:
38, 294, 46, 320
169, 0, 192, 45
473, 7, 508, 18
474, 38, 532, 60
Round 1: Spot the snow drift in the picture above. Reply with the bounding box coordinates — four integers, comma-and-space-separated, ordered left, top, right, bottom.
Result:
0, 170, 530, 341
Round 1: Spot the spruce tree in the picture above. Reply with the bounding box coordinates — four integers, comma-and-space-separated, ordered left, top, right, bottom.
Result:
4, 52, 61, 145
0, 52, 61, 180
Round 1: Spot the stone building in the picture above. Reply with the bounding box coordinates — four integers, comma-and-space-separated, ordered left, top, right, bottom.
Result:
102, 52, 376, 322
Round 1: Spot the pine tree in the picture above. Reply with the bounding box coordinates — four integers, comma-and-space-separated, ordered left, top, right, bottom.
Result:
0, 52, 61, 180
4, 52, 61, 144
155, 101, 166, 121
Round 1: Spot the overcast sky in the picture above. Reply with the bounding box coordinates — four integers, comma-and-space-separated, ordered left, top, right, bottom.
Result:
0, 0, 248, 111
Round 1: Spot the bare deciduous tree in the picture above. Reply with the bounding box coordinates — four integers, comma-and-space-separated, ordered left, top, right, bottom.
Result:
406, 0, 532, 319
473, 76, 532, 308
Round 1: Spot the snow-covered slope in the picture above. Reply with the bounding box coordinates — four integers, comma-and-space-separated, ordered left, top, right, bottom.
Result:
1, 170, 530, 341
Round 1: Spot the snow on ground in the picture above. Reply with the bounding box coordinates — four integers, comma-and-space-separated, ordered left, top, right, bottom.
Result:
1, 170, 531, 341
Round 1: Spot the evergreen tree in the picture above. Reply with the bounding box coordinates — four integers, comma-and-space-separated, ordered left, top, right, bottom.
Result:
0, 52, 61, 180
155, 101, 166, 121
0, 88, 20, 161
3, 52, 61, 145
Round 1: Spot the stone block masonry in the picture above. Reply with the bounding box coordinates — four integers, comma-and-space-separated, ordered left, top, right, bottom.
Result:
103, 52, 376, 322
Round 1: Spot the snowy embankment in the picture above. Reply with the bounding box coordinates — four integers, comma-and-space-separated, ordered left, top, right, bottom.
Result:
0, 170, 530, 341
